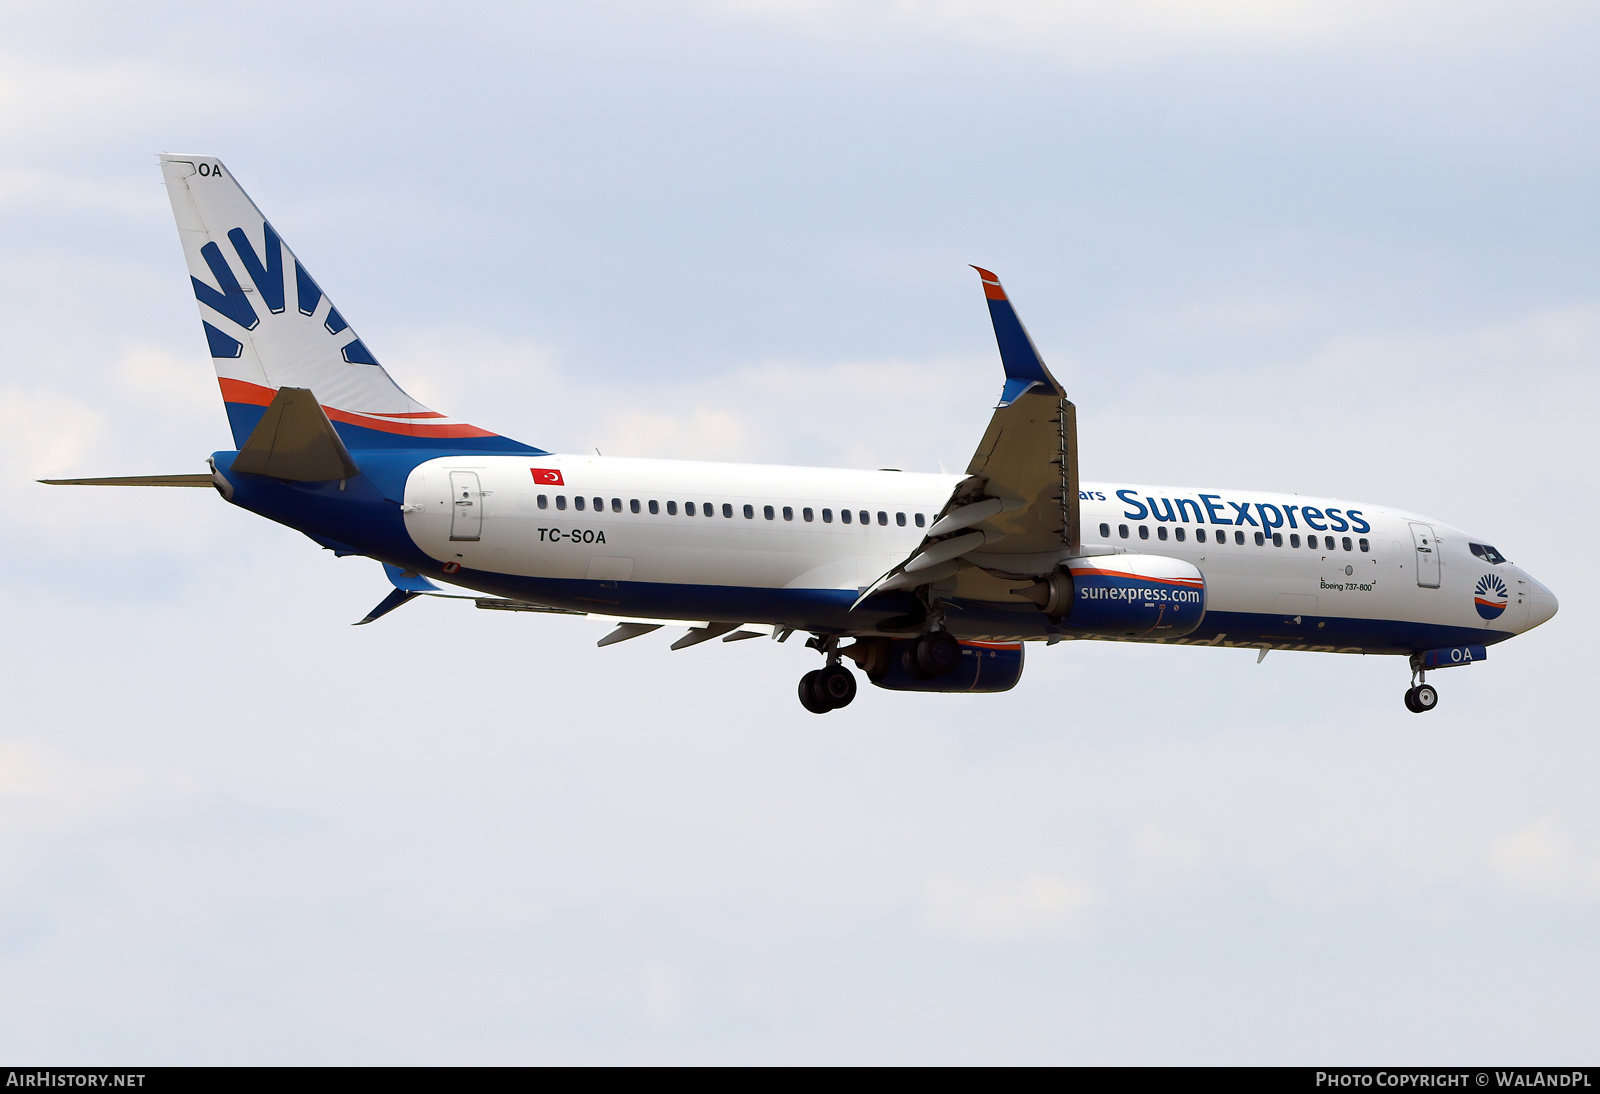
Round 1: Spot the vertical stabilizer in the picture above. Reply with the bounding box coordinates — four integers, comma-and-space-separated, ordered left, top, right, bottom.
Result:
159, 154, 540, 453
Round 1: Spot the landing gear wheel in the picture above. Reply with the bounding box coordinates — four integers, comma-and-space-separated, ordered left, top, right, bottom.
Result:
1412, 683, 1438, 713
798, 670, 830, 714
904, 631, 961, 679
1404, 687, 1421, 713
818, 664, 857, 709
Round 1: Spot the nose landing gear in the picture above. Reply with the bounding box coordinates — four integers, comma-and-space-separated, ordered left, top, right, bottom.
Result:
1403, 663, 1439, 714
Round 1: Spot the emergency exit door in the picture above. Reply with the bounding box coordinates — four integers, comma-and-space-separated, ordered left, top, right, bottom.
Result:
449, 471, 482, 541
1410, 522, 1440, 588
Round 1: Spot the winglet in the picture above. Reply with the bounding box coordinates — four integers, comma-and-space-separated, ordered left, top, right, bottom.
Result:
971, 267, 1064, 407
355, 587, 418, 625
354, 564, 449, 625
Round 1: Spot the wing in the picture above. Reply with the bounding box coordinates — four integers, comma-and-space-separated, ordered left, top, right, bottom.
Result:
857, 267, 1079, 602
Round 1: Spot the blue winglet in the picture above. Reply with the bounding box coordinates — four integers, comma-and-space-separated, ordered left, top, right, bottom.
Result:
383, 562, 442, 593
355, 587, 418, 625
972, 267, 1064, 407
353, 564, 444, 625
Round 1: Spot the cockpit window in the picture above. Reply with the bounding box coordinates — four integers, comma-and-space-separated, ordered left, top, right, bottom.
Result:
1470, 542, 1508, 565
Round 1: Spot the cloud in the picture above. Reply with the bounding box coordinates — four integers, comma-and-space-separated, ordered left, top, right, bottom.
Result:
0, 52, 206, 145
711, 0, 1441, 62
923, 871, 1101, 941
1486, 816, 1600, 901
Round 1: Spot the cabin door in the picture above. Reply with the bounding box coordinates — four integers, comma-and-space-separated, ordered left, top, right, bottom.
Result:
449, 471, 483, 541
1410, 522, 1440, 588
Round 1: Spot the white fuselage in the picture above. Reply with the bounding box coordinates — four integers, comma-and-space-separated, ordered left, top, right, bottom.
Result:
400, 454, 1554, 649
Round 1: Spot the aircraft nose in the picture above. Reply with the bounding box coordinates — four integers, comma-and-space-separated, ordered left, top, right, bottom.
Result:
1526, 577, 1559, 631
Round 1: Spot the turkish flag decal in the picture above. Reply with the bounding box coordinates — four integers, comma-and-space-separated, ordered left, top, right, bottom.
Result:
530, 468, 564, 486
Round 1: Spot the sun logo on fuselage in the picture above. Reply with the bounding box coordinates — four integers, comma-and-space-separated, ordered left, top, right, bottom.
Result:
1474, 573, 1509, 620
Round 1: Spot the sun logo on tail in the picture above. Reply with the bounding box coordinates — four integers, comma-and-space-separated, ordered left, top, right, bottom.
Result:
1474, 573, 1509, 620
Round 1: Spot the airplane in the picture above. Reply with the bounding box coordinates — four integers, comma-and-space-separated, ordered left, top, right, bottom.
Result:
41, 154, 1559, 715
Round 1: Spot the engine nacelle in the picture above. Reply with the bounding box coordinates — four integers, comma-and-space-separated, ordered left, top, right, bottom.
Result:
848, 638, 1025, 693
1018, 553, 1206, 639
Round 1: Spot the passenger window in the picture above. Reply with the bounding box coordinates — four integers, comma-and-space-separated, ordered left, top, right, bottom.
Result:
556, 495, 567, 510
1157, 526, 1168, 541
744, 504, 754, 519
721, 503, 733, 518
1325, 536, 1335, 550
1342, 537, 1353, 552
1254, 531, 1264, 546
1234, 531, 1245, 545
611, 498, 621, 512
860, 510, 870, 525
877, 511, 887, 526
1272, 533, 1282, 547
629, 499, 640, 514
914, 514, 925, 527
803, 507, 814, 522
574, 496, 586, 511
1196, 528, 1207, 543
594, 497, 603, 511
784, 506, 794, 521
1119, 524, 1129, 539
686, 502, 696, 516
648, 500, 659, 515
822, 509, 833, 523
666, 500, 677, 515
1138, 526, 1149, 540
764, 505, 774, 520
1359, 538, 1370, 553
896, 512, 906, 527
537, 494, 548, 509
1175, 527, 1186, 542
1099, 522, 1110, 538
1290, 534, 1299, 548
841, 509, 852, 524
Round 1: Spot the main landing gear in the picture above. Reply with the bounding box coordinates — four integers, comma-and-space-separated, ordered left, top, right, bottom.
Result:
799, 663, 857, 714
797, 630, 965, 713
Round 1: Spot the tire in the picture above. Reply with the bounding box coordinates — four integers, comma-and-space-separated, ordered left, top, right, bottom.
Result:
798, 670, 830, 714
1404, 687, 1421, 713
915, 632, 961, 678
1413, 683, 1438, 712
819, 664, 857, 708
903, 642, 930, 680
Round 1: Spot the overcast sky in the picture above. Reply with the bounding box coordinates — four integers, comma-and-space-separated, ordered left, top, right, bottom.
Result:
1, 0, 1597, 1063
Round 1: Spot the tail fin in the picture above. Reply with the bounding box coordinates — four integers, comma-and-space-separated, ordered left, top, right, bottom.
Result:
159, 154, 541, 453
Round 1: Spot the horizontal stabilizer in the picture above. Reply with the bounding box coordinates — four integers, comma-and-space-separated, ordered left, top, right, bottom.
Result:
232, 387, 360, 481
39, 474, 214, 487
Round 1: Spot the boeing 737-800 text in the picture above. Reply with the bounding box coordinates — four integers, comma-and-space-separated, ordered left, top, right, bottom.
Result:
43, 156, 1559, 714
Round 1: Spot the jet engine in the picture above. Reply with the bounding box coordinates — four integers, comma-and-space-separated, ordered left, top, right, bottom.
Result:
846, 637, 1025, 693
1017, 553, 1206, 639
